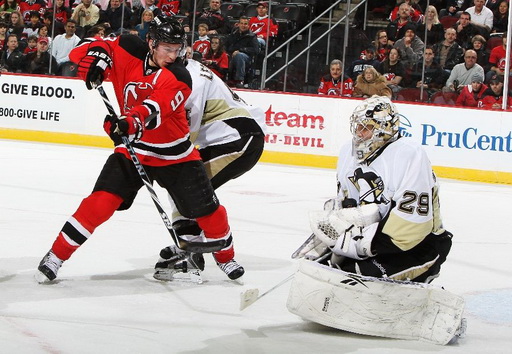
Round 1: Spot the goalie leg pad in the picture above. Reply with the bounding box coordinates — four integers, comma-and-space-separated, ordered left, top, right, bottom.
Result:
286, 260, 465, 345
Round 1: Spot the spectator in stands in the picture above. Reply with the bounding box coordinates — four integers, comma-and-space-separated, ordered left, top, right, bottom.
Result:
377, 47, 405, 98
157, 0, 181, 17
0, 0, 18, 22
346, 45, 380, 80
485, 0, 502, 12
433, 27, 464, 72
409, 45, 449, 92
318, 59, 354, 97
487, 32, 510, 82
372, 29, 392, 62
389, 0, 424, 23
23, 34, 37, 53
193, 0, 230, 35
479, 73, 512, 108
131, 0, 161, 29
53, 0, 72, 25
0, 33, 23, 72
466, 0, 493, 32
7, 10, 24, 39
492, 0, 508, 33
417, 5, 444, 45
105, 0, 131, 34
225, 16, 258, 88
51, 19, 80, 66
453, 11, 483, 49
249, 1, 278, 50
22, 36, 58, 74
22, 10, 42, 38
0, 21, 7, 51
18, 0, 45, 24
193, 23, 211, 57
456, 72, 488, 106
393, 24, 424, 69
444, 49, 484, 92
469, 34, 489, 69
386, 2, 417, 44
439, 0, 472, 18
135, 9, 153, 40
203, 35, 229, 81
71, 0, 100, 34
86, 23, 106, 37
352, 66, 393, 98
43, 13, 64, 37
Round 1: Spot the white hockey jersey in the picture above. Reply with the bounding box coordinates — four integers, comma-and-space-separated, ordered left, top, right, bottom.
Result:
336, 137, 444, 252
184, 59, 266, 148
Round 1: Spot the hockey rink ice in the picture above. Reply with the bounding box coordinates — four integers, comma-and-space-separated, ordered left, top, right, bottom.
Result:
0, 139, 511, 353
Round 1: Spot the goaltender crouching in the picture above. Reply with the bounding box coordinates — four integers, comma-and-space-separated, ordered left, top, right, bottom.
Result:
288, 96, 464, 345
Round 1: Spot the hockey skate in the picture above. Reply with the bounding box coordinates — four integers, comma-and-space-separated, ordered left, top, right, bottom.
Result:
217, 259, 245, 283
153, 246, 205, 284
35, 250, 64, 283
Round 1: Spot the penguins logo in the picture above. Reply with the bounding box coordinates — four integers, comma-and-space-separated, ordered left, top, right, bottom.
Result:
348, 168, 390, 205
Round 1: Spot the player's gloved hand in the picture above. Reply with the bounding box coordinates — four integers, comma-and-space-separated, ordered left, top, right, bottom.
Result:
103, 113, 144, 144
330, 222, 378, 260
77, 46, 113, 90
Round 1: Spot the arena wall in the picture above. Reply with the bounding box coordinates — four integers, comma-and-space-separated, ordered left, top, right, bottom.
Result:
1, 73, 512, 184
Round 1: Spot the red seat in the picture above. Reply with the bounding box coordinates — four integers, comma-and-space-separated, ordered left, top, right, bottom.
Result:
487, 36, 503, 51
430, 91, 459, 105
439, 16, 458, 30
395, 88, 429, 103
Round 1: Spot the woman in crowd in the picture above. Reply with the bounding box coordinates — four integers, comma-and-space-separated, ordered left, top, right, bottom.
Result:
7, 10, 24, 39
352, 66, 392, 98
377, 47, 405, 98
203, 35, 229, 81
372, 29, 392, 62
0, 0, 18, 22
135, 9, 154, 40
37, 24, 51, 45
53, 0, 73, 24
492, 0, 509, 33
416, 5, 444, 45
469, 35, 489, 70
456, 73, 488, 107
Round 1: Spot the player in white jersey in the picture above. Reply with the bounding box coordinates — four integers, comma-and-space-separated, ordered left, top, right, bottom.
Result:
297, 95, 452, 283
154, 59, 266, 282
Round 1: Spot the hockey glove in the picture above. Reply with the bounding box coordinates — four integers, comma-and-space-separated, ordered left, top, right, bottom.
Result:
77, 46, 113, 90
330, 222, 378, 260
103, 113, 144, 144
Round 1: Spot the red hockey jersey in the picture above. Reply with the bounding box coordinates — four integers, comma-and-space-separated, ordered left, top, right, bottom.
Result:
318, 75, 354, 97
192, 37, 211, 57
249, 15, 278, 39
157, 0, 180, 16
69, 35, 200, 167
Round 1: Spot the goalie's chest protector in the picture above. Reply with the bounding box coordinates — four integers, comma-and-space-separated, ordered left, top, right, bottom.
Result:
336, 138, 436, 224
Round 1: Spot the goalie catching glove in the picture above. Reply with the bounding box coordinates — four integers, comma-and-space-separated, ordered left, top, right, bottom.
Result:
77, 45, 113, 90
310, 203, 380, 260
103, 113, 144, 145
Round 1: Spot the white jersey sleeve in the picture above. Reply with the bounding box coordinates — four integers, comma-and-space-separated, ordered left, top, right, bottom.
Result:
336, 137, 444, 253
184, 60, 266, 148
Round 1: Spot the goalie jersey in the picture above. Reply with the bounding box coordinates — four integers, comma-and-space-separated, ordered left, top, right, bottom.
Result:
336, 137, 445, 256
184, 59, 266, 148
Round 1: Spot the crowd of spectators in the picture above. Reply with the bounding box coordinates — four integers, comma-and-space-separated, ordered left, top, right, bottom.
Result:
0, 0, 278, 88
0, 0, 511, 109
320, 0, 512, 109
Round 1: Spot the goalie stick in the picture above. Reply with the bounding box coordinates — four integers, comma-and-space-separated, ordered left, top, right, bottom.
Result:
96, 85, 227, 253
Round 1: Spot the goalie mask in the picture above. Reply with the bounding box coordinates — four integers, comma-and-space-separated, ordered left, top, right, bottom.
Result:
148, 15, 187, 57
350, 95, 399, 163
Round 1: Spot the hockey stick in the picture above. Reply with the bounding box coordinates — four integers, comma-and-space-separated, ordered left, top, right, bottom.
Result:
240, 274, 294, 311
96, 85, 226, 253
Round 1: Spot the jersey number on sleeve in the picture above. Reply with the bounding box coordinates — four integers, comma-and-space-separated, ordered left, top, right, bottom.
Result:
398, 191, 429, 216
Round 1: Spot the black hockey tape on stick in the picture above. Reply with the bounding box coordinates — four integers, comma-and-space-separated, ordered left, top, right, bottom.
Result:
96, 85, 227, 253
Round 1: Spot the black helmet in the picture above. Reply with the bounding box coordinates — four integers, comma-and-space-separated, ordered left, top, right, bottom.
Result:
148, 15, 186, 46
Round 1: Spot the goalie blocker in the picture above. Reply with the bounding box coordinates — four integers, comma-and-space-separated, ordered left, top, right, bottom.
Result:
287, 260, 466, 345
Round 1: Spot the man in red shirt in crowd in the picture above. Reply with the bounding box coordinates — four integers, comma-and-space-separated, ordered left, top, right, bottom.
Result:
318, 59, 354, 97
249, 1, 278, 50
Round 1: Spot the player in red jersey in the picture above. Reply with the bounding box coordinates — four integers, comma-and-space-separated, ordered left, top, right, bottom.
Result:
36, 16, 244, 283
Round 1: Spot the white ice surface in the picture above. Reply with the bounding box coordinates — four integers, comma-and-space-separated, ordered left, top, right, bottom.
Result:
0, 139, 511, 353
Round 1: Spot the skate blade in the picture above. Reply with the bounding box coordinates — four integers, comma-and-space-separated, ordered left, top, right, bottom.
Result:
233, 276, 244, 285
34, 271, 54, 284
153, 269, 203, 284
